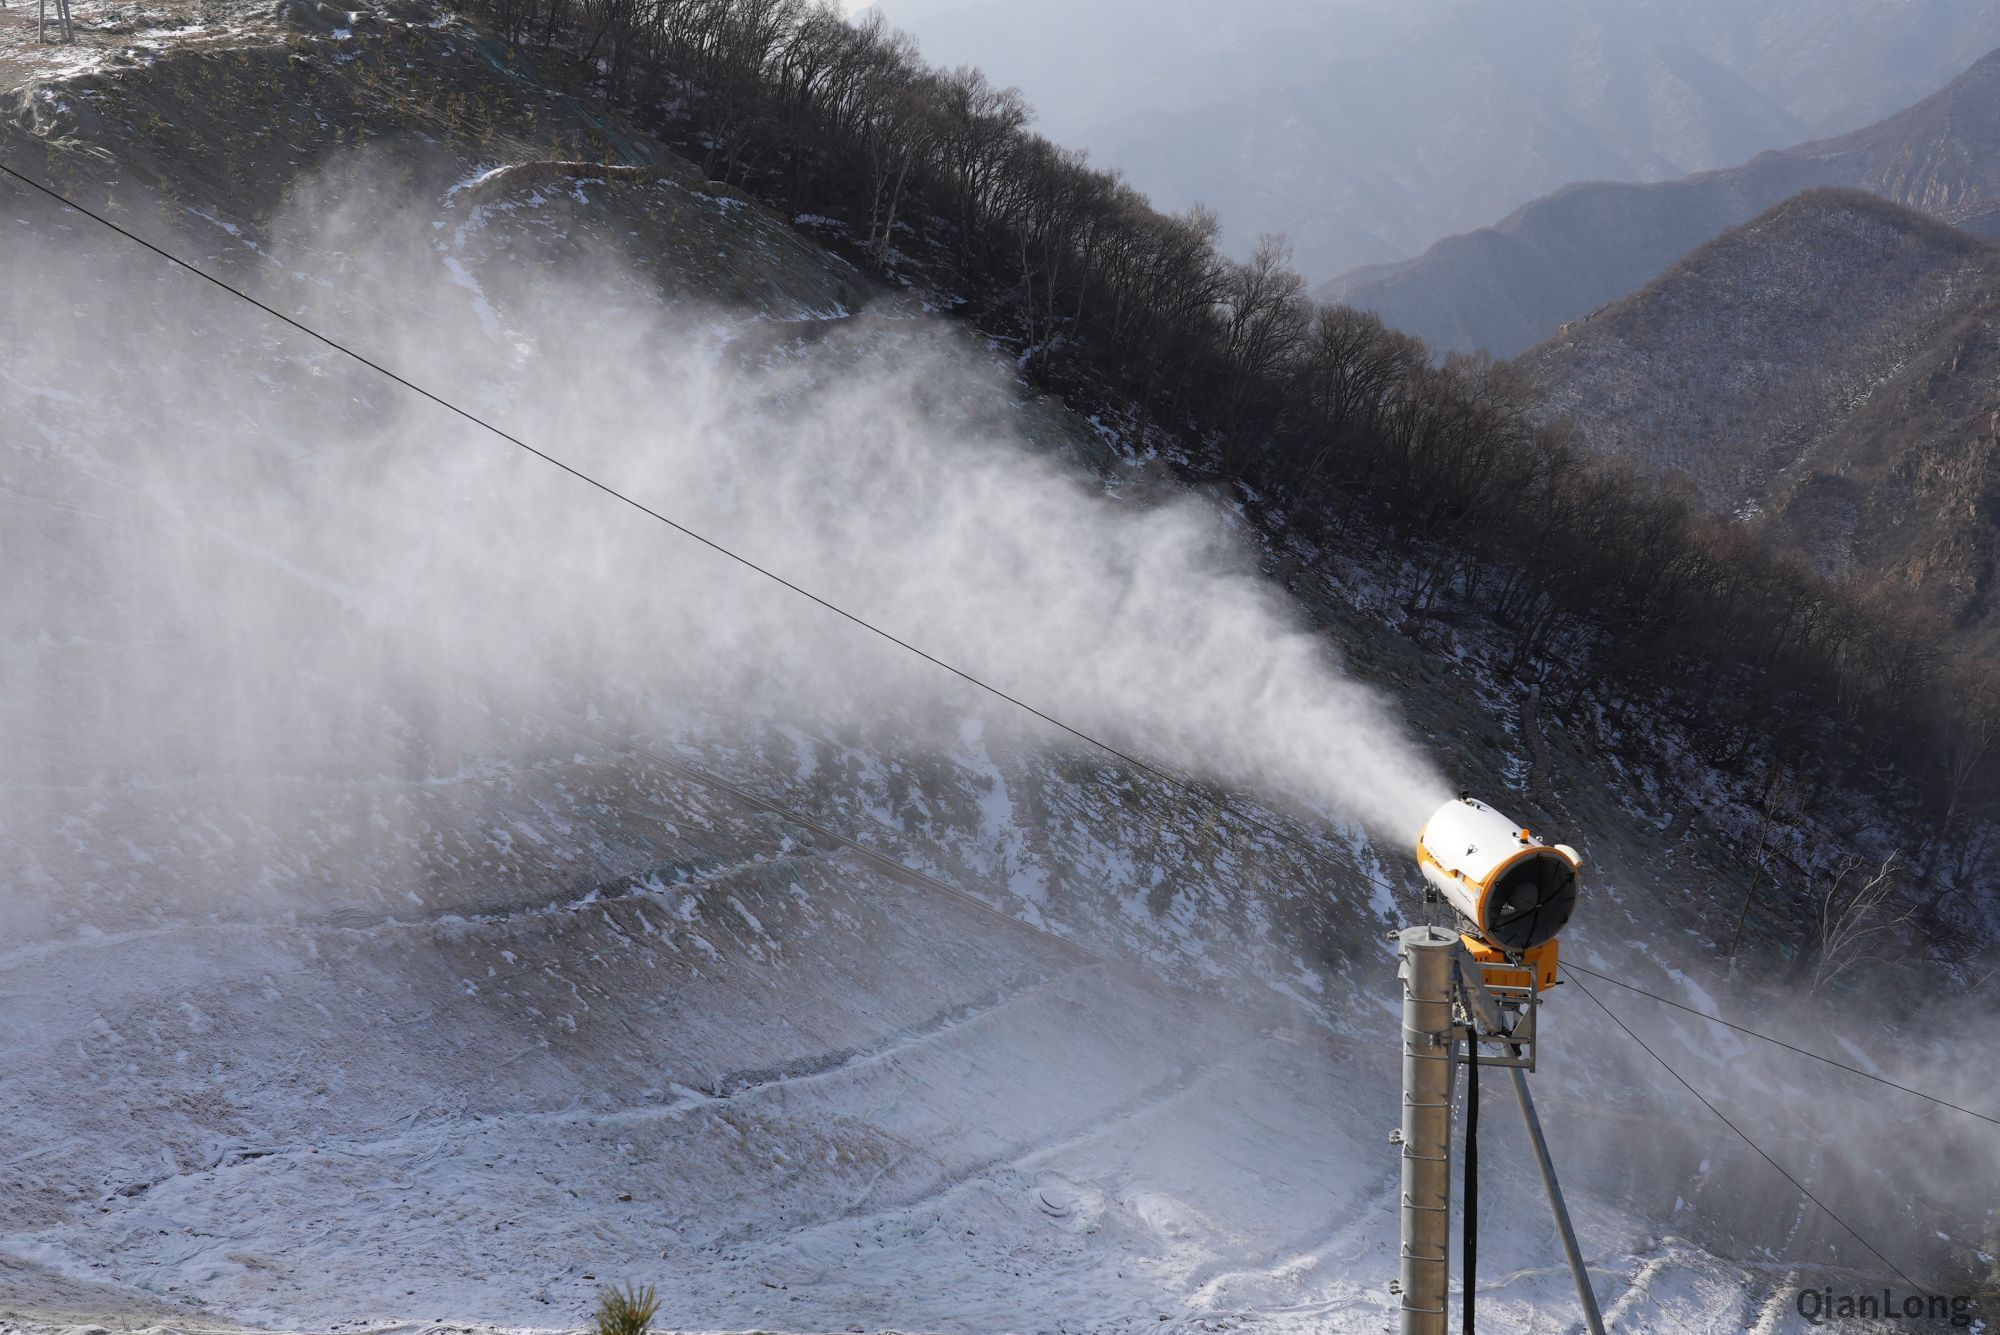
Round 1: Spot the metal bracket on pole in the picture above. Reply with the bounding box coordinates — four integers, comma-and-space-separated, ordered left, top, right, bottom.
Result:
1454, 952, 1538, 1070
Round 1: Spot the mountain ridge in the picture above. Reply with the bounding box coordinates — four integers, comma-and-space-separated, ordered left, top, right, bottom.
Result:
1324, 44, 2000, 358
1522, 187, 2000, 649
1069, 0, 1781, 279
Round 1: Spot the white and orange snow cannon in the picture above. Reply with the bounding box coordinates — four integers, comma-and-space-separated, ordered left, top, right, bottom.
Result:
1415, 795, 1580, 990
1399, 800, 1603, 1335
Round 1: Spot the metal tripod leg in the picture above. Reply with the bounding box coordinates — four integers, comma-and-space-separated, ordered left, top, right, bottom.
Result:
1511, 1065, 1606, 1334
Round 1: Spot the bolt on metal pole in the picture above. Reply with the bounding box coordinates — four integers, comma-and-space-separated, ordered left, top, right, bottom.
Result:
1398, 925, 1459, 1335
1510, 1065, 1607, 1335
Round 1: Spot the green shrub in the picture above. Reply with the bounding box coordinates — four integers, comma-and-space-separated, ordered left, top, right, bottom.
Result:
594, 1283, 661, 1335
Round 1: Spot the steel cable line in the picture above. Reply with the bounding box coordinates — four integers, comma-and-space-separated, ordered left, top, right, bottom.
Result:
1563, 962, 2000, 1131
1563, 966, 1931, 1297
0, 156, 1416, 914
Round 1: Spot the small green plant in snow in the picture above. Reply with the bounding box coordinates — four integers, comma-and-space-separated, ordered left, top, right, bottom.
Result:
594, 1282, 661, 1335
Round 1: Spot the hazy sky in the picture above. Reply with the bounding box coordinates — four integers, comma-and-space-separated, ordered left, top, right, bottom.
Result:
836, 0, 2000, 284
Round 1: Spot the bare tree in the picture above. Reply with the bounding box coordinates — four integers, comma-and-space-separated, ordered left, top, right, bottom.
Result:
1215, 235, 1310, 466
1802, 853, 1912, 994
932, 66, 1029, 262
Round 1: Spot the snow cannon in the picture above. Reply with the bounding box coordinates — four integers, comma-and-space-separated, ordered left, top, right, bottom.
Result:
1415, 796, 1579, 989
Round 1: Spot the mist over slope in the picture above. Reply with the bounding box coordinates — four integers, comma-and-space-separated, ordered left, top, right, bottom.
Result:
0, 27, 1454, 1326
3, 3, 1999, 1333
1324, 44, 2000, 358
866, 0, 2000, 283
1522, 188, 2000, 652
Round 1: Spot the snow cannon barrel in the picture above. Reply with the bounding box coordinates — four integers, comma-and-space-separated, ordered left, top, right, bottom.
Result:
1416, 797, 1580, 987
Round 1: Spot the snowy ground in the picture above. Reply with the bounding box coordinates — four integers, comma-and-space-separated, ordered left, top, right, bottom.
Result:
0, 734, 1891, 1335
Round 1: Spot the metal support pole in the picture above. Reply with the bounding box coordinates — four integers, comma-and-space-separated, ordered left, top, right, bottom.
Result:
1510, 1066, 1607, 1335
1399, 925, 1459, 1335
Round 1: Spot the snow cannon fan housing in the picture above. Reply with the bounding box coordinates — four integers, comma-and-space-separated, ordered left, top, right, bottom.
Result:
1416, 797, 1580, 989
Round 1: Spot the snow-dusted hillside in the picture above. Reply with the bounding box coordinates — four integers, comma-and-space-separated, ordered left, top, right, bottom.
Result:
3, 6, 1996, 1334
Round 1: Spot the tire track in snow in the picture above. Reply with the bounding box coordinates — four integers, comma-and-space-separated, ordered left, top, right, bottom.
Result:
1183, 1170, 1400, 1313
689, 966, 1082, 1101
60, 964, 1085, 1211
780, 1022, 1280, 1235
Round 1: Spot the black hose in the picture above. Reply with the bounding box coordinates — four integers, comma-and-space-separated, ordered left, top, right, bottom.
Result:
1464, 1014, 1479, 1334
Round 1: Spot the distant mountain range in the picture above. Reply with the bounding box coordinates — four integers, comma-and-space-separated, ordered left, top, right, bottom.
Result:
1323, 46, 2000, 358
1522, 189, 2000, 649
869, 0, 2000, 282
